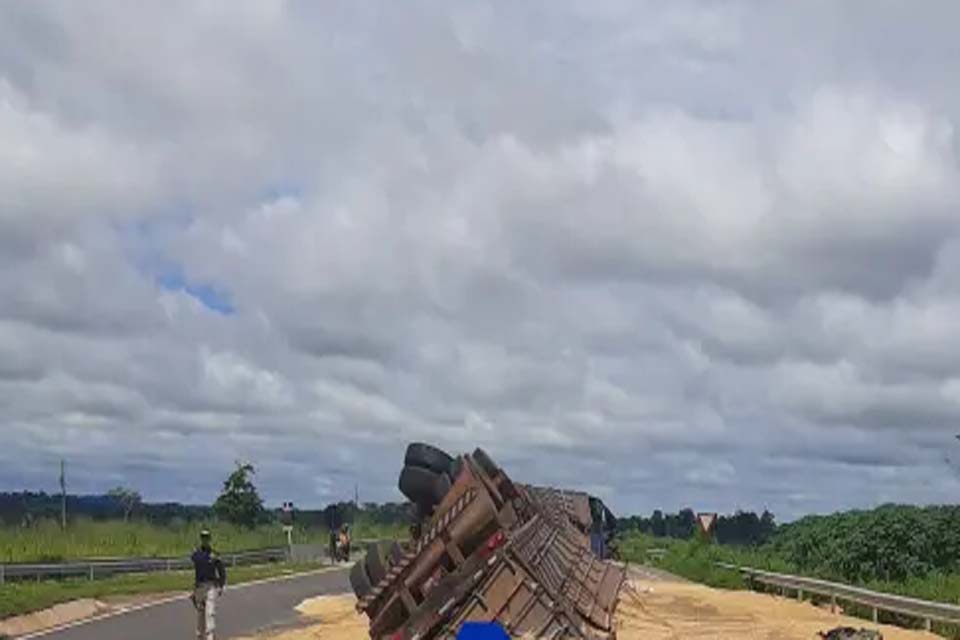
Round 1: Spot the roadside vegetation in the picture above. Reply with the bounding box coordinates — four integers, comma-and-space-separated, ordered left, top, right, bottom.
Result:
620, 532, 960, 636
0, 517, 407, 563
619, 504, 960, 636
621, 504, 960, 591
620, 532, 960, 605
0, 519, 319, 563
0, 462, 407, 622
767, 504, 960, 584
1, 462, 407, 563
617, 532, 779, 590
0, 515, 404, 620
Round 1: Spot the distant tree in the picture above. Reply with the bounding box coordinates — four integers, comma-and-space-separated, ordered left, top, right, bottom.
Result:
213, 462, 266, 528
677, 508, 697, 539
651, 509, 665, 537
759, 509, 776, 542
716, 510, 763, 545
107, 486, 142, 522
323, 500, 359, 530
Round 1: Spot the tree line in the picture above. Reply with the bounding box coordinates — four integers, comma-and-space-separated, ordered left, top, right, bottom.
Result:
618, 508, 777, 546
621, 503, 960, 584
0, 462, 415, 531
0, 491, 212, 526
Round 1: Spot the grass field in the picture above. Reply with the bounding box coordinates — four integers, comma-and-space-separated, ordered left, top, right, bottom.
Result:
349, 521, 409, 542
0, 518, 406, 563
0, 561, 332, 620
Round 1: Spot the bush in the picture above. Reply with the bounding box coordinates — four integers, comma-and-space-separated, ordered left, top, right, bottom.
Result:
763, 504, 960, 583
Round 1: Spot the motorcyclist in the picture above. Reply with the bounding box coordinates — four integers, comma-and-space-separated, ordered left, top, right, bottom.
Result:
338, 524, 351, 561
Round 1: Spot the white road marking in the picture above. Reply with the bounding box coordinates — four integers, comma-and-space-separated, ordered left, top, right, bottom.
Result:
16, 566, 346, 639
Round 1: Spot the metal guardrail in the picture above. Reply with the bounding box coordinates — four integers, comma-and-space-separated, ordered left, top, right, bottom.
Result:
0, 536, 401, 585
718, 562, 960, 632
0, 547, 287, 585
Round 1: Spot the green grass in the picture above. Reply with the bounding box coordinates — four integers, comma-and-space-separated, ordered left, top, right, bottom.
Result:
619, 532, 763, 589
348, 521, 408, 542
0, 518, 405, 563
0, 561, 333, 620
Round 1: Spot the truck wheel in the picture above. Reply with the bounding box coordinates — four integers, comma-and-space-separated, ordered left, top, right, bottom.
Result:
350, 560, 372, 599
434, 470, 452, 499
399, 465, 452, 507
449, 456, 464, 480
404, 443, 455, 475
365, 542, 389, 585
472, 448, 499, 477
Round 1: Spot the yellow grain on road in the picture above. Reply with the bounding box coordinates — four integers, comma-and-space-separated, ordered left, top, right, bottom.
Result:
236, 594, 365, 640
616, 579, 939, 640
243, 580, 941, 639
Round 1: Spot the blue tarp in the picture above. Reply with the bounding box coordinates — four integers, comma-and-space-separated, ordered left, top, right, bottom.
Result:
456, 622, 510, 639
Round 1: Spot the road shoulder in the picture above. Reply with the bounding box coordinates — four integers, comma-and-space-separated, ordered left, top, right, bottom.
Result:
2, 564, 342, 639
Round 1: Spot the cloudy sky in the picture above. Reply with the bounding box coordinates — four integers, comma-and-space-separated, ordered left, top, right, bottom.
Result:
3, 1, 960, 521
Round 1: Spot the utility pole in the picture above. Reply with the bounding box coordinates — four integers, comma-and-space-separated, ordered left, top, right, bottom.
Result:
59, 459, 67, 530
354, 483, 359, 508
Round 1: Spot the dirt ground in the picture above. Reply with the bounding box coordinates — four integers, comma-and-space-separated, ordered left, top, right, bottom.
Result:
241, 577, 942, 640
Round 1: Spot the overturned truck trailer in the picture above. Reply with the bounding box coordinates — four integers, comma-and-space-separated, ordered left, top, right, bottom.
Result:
350, 444, 626, 639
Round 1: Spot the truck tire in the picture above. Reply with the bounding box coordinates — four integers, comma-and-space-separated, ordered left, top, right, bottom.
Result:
434, 470, 452, 499
472, 447, 499, 477
365, 542, 390, 585
399, 465, 452, 507
350, 560, 373, 599
449, 456, 464, 480
404, 443, 454, 475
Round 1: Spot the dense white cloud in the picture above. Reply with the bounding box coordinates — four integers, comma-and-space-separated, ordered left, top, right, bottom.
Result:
3, 1, 960, 520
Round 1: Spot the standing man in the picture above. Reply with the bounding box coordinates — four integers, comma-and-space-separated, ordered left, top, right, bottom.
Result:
328, 526, 338, 564
191, 528, 226, 640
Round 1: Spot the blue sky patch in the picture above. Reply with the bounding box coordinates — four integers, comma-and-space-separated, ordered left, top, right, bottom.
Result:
157, 270, 235, 315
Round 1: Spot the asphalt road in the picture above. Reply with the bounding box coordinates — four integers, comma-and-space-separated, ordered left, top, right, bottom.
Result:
31, 568, 350, 640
